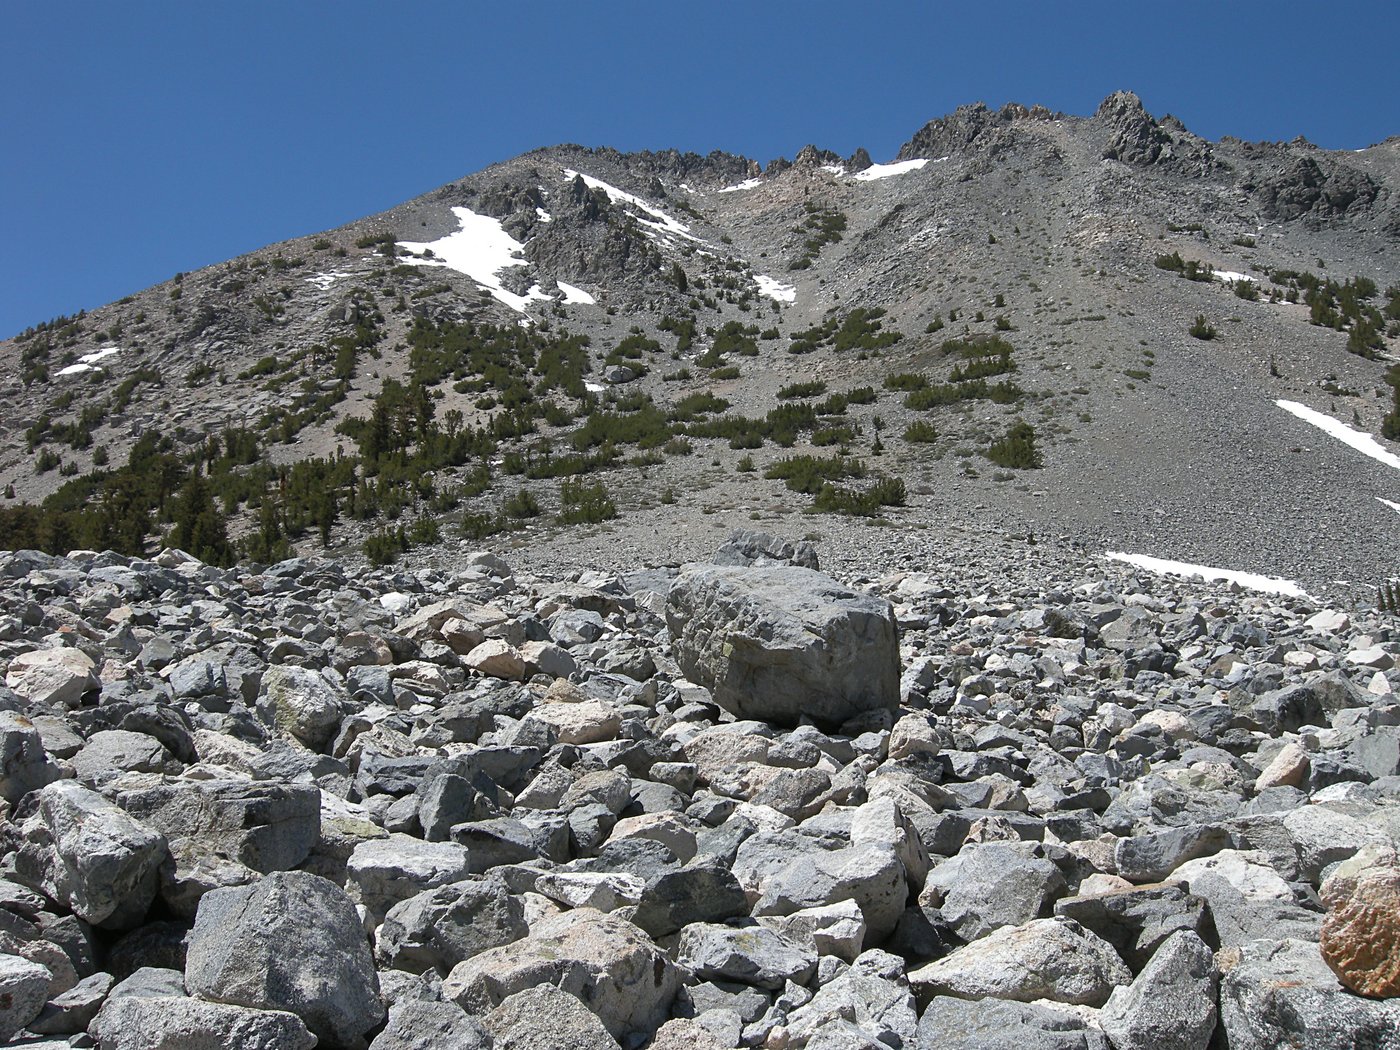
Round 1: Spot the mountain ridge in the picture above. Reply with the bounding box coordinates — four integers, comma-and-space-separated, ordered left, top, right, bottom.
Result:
2, 91, 1397, 598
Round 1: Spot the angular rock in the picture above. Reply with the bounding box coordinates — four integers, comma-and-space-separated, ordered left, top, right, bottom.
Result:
0, 711, 63, 804
259, 665, 345, 750
1098, 930, 1218, 1050
1217, 938, 1400, 1049
377, 877, 528, 975
346, 834, 474, 919
631, 860, 749, 938
909, 917, 1131, 1007
483, 983, 623, 1050
677, 921, 818, 989
1053, 884, 1208, 971
443, 908, 680, 1040
5, 647, 97, 707
666, 565, 899, 728
753, 845, 907, 942
921, 842, 1064, 940
185, 870, 383, 1047
15, 781, 166, 929
915, 995, 1110, 1050
88, 995, 318, 1050
0, 953, 52, 1042
370, 1000, 491, 1050
464, 639, 528, 681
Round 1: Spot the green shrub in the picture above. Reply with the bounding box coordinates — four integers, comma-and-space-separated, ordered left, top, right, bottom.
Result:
502, 489, 541, 519
1188, 315, 1217, 340
557, 477, 617, 524
985, 421, 1041, 469
903, 420, 938, 443
777, 381, 827, 400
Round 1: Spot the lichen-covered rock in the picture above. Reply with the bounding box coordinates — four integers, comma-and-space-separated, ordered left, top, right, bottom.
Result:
258, 664, 345, 750
665, 565, 899, 728
1320, 861, 1400, 997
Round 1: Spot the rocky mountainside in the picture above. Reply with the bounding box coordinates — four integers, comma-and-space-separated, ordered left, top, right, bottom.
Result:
2, 91, 1399, 598
0, 533, 1398, 1047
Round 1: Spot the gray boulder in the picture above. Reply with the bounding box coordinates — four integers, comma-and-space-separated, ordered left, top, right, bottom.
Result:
185, 870, 384, 1048
376, 877, 528, 975
666, 565, 899, 728
909, 917, 1130, 1007
0, 711, 63, 804
713, 529, 820, 570
109, 777, 320, 873
483, 984, 623, 1049
443, 908, 680, 1041
631, 860, 749, 937
88, 995, 318, 1050
4, 647, 98, 707
1217, 938, 1400, 1049
1053, 884, 1208, 971
346, 834, 475, 920
72, 729, 172, 778
753, 845, 907, 942
1098, 930, 1217, 1050
921, 842, 1064, 940
915, 995, 1111, 1050
677, 921, 818, 989
15, 781, 166, 929
259, 664, 346, 750
0, 952, 52, 1042
370, 1000, 491, 1050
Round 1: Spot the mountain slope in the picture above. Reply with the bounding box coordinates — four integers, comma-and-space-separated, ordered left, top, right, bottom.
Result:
2, 92, 1398, 596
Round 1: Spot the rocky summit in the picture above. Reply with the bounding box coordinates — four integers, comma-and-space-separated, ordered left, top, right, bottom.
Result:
0, 530, 1394, 1047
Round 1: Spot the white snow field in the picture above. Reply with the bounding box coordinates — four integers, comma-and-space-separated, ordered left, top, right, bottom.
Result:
1212, 270, 1255, 285
754, 275, 797, 303
1106, 551, 1309, 597
1276, 400, 1400, 473
56, 346, 121, 376
562, 169, 697, 241
719, 178, 763, 193
396, 207, 548, 314
1378, 497, 1400, 516
852, 158, 930, 182
556, 281, 595, 305
305, 271, 350, 291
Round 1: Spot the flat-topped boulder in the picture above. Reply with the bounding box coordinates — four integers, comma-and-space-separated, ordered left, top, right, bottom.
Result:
665, 565, 899, 728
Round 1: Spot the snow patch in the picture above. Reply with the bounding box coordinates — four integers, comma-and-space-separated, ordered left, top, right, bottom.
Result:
820, 164, 847, 177
1106, 551, 1309, 598
852, 158, 930, 182
562, 169, 697, 241
1377, 497, 1400, 516
305, 271, 348, 291
56, 346, 121, 376
1276, 400, 1400, 473
719, 177, 763, 193
536, 208, 552, 223
754, 275, 797, 303
585, 382, 606, 393
396, 207, 549, 314
556, 281, 595, 306
1213, 270, 1254, 285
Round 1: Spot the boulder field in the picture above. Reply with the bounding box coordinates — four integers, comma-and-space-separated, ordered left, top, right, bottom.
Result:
0, 533, 1397, 1048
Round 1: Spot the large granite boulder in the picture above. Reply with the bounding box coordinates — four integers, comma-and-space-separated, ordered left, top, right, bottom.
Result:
185, 870, 384, 1048
665, 565, 899, 728
14, 781, 166, 929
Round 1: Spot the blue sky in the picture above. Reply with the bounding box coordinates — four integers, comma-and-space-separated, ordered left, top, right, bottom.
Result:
4, 0, 1398, 339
